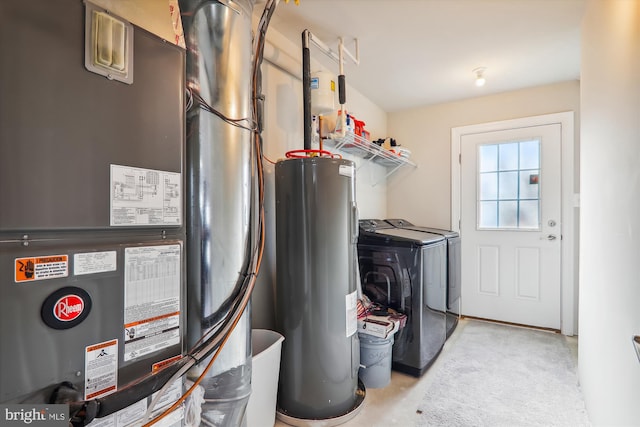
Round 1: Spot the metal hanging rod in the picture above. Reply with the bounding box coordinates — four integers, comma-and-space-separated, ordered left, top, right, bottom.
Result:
307, 32, 360, 69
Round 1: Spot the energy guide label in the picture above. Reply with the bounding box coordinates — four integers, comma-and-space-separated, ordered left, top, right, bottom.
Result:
124, 245, 181, 361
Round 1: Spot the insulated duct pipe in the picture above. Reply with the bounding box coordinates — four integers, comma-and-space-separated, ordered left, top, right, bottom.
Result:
179, 0, 255, 425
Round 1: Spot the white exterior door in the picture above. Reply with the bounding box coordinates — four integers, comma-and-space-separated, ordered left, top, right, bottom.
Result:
459, 124, 562, 329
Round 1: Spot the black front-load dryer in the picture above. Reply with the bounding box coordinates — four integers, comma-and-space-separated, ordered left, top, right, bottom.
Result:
385, 219, 461, 338
358, 219, 446, 376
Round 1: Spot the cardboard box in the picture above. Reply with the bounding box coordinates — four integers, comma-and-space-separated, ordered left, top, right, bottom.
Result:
357, 314, 402, 339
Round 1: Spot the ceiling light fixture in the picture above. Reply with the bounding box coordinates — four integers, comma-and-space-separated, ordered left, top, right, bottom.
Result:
473, 67, 487, 87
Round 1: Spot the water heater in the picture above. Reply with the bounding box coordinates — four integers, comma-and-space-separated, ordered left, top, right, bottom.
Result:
275, 157, 361, 420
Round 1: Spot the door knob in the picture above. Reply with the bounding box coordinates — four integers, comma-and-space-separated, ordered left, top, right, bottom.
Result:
542, 234, 557, 241
634, 336, 640, 363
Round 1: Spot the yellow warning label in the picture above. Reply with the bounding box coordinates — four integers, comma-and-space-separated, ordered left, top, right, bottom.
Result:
15, 255, 69, 283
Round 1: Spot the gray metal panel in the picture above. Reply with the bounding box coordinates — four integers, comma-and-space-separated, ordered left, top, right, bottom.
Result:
374, 228, 444, 245
385, 219, 460, 238
0, 236, 185, 403
423, 242, 447, 313
359, 219, 394, 232
275, 158, 359, 419
0, 0, 185, 231
0, 0, 187, 407
447, 236, 461, 311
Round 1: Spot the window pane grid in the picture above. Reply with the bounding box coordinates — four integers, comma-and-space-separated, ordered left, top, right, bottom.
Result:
477, 140, 540, 230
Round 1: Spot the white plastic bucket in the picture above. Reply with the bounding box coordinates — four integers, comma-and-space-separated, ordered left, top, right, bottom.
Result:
358, 333, 394, 389
246, 329, 284, 427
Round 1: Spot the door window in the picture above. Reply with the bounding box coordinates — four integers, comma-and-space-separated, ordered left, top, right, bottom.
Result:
478, 140, 540, 230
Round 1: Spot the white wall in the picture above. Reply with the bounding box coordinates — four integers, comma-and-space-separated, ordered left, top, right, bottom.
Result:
91, 0, 178, 43
579, 1, 640, 424
251, 24, 390, 329
387, 81, 580, 230
102, 1, 391, 330
257, 25, 390, 219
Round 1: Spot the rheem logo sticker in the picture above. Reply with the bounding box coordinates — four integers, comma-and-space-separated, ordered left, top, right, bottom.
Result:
41, 287, 92, 330
53, 295, 85, 322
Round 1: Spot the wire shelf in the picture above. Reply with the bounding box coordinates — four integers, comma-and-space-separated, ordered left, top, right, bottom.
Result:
324, 132, 416, 170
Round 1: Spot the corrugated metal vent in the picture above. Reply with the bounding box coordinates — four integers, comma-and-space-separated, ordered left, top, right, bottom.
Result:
84, 2, 133, 84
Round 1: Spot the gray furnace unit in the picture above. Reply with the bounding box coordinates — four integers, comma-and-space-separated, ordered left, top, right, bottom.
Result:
0, 1, 186, 423
275, 157, 361, 420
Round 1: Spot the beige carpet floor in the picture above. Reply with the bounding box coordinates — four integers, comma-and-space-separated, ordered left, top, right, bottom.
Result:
276, 318, 590, 427
415, 319, 590, 427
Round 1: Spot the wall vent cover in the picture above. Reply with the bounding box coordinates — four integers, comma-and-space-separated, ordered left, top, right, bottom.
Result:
84, 2, 133, 84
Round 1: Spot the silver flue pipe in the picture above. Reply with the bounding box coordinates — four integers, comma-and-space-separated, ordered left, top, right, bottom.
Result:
179, 0, 256, 425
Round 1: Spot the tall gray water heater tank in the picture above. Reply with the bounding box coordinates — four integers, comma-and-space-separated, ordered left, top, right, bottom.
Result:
275, 157, 360, 419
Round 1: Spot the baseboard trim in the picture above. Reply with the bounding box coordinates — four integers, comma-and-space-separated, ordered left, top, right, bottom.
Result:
461, 315, 561, 334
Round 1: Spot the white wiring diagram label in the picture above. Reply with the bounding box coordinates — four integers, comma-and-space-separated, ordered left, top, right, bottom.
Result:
124, 245, 181, 362
110, 164, 182, 226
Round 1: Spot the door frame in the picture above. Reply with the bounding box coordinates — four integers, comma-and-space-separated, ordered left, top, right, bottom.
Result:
451, 112, 576, 335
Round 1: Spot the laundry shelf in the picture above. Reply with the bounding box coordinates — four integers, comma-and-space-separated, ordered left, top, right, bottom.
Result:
323, 132, 416, 176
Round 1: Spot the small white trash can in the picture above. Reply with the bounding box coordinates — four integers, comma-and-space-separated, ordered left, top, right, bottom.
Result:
246, 329, 284, 427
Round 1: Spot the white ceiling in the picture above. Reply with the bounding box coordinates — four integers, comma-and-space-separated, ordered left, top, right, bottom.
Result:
269, 0, 586, 112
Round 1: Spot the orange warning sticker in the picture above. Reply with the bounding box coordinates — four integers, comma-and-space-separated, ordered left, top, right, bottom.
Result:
15, 255, 69, 283
152, 355, 183, 373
